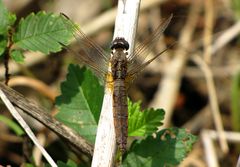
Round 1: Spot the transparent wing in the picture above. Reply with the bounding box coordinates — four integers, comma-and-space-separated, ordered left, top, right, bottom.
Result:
127, 14, 173, 74
127, 43, 175, 81
58, 13, 110, 80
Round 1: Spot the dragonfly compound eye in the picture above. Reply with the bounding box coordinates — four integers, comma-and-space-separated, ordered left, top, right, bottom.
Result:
111, 37, 129, 50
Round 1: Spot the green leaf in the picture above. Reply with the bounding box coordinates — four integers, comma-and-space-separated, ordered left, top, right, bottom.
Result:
0, 0, 16, 34
55, 64, 104, 143
10, 49, 25, 63
0, 0, 16, 56
0, 115, 25, 136
122, 128, 197, 167
0, 35, 7, 56
13, 11, 73, 54
231, 71, 240, 131
128, 100, 165, 136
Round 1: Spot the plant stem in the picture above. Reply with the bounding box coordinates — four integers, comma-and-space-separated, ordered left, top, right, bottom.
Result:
91, 0, 140, 166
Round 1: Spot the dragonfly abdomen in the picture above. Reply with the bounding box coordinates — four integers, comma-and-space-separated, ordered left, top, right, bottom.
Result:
113, 79, 128, 153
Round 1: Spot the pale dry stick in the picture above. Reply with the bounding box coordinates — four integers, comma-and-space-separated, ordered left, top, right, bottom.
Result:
206, 130, 240, 142
203, 0, 214, 64
0, 82, 94, 156
237, 155, 240, 167
150, 0, 202, 128
202, 130, 240, 167
192, 55, 229, 153
0, 88, 58, 167
203, 0, 228, 154
185, 19, 240, 79
91, 0, 140, 167
32, 133, 46, 166
211, 20, 240, 54
0, 0, 169, 80
8, 77, 59, 164
201, 130, 219, 167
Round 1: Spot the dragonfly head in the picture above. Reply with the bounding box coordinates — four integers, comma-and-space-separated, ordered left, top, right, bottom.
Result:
111, 37, 129, 51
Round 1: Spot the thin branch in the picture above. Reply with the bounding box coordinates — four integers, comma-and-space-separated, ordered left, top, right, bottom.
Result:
0, 87, 57, 167
202, 130, 240, 167
91, 0, 140, 166
0, 82, 93, 156
211, 20, 240, 54
203, 0, 214, 63
201, 130, 219, 167
201, 0, 229, 154
32, 133, 46, 166
192, 54, 229, 154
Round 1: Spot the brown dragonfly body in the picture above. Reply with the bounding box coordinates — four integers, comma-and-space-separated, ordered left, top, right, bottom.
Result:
110, 38, 129, 152
59, 13, 173, 153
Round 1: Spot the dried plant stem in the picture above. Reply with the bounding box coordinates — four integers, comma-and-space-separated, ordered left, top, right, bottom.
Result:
202, 0, 228, 154
192, 55, 229, 153
32, 133, 46, 166
0, 82, 93, 156
211, 20, 240, 54
203, 0, 214, 63
0, 88, 57, 167
201, 130, 219, 167
202, 130, 240, 167
91, 0, 140, 166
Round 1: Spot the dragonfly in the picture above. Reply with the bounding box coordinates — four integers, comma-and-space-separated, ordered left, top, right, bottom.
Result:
59, 13, 173, 153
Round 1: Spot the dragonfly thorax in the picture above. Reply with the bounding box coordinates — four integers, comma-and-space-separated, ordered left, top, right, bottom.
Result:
110, 49, 128, 80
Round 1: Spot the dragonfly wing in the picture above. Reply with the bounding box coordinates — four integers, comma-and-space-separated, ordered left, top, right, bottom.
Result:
57, 13, 109, 81
127, 44, 174, 81
127, 14, 173, 72
60, 44, 108, 81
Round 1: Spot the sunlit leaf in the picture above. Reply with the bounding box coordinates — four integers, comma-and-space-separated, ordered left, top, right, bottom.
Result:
122, 128, 197, 167
128, 100, 164, 136
13, 11, 73, 54
55, 64, 104, 143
